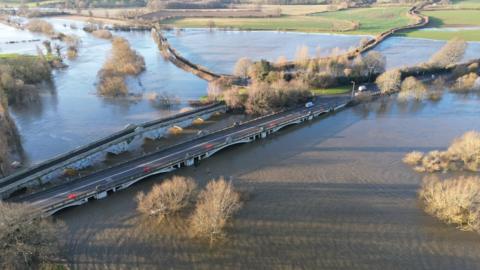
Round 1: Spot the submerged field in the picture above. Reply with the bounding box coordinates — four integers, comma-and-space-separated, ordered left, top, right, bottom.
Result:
166, 6, 414, 35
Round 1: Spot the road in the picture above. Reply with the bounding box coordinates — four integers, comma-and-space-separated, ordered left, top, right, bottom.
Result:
17, 95, 349, 212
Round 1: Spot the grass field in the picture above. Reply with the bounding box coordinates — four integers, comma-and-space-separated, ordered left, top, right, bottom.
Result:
399, 9, 480, 41
166, 15, 355, 33
312, 86, 350, 96
259, 4, 332, 15
314, 6, 415, 35
167, 6, 415, 35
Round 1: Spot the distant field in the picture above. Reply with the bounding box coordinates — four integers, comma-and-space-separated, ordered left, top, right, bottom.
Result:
312, 87, 350, 96
166, 15, 355, 33
259, 4, 332, 15
399, 10, 480, 41
167, 6, 415, 35
314, 6, 415, 35
443, 0, 480, 9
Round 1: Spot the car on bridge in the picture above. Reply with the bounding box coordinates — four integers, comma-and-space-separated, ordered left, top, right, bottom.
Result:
67, 193, 78, 200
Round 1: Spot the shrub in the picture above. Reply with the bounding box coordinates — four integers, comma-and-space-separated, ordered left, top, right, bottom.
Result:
403, 151, 424, 166
91, 29, 113, 40
25, 19, 55, 35
419, 175, 480, 232
137, 176, 197, 221
405, 131, 480, 173
190, 178, 242, 242
451, 72, 479, 92
97, 37, 145, 96
97, 74, 127, 97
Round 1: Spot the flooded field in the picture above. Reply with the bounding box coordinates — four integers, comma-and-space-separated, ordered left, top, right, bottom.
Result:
1, 19, 208, 164
3, 21, 479, 164
167, 29, 480, 72
58, 92, 480, 269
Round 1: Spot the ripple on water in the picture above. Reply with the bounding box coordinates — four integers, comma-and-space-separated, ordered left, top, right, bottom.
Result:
58, 94, 480, 269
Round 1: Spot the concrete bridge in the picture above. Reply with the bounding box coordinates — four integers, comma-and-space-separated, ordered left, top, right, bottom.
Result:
17, 96, 350, 216
0, 103, 226, 199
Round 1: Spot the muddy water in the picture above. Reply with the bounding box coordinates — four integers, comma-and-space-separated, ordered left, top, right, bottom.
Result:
58, 92, 480, 270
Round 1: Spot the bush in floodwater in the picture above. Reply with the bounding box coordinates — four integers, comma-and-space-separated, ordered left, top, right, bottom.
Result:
429, 38, 467, 68
91, 29, 113, 40
190, 178, 242, 243
136, 176, 197, 221
398, 76, 427, 102
376, 69, 401, 94
97, 37, 145, 96
25, 19, 55, 36
404, 131, 480, 173
419, 175, 480, 232
403, 151, 424, 166
97, 73, 127, 97
451, 72, 480, 93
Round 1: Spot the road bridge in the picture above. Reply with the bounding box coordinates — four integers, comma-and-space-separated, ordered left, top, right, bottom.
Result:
17, 96, 350, 216
0, 103, 226, 199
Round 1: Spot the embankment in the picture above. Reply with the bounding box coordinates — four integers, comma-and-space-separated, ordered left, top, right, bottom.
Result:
151, 26, 227, 82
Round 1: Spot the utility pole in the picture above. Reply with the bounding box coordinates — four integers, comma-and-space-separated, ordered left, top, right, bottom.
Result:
350, 81, 356, 99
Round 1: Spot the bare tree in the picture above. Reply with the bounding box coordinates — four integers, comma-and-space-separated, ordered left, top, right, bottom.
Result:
137, 176, 197, 221
295, 45, 310, 67
363, 51, 386, 80
190, 178, 242, 243
398, 76, 427, 101
375, 69, 401, 94
429, 38, 467, 67
0, 202, 63, 269
233, 57, 253, 78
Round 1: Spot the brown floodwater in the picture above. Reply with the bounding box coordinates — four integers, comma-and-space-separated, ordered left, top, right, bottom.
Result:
57, 92, 480, 270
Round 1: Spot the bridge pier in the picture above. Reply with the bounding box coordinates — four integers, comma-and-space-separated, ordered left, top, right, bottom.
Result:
94, 191, 107, 200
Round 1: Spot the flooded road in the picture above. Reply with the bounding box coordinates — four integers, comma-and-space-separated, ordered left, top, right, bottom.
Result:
58, 92, 480, 269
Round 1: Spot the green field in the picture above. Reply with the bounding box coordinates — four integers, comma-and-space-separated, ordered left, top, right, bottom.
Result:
312, 86, 350, 96
314, 6, 415, 35
399, 10, 480, 41
165, 15, 354, 33
449, 0, 480, 8
167, 6, 415, 35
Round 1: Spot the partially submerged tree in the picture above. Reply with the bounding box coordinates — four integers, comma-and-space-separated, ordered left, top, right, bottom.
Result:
376, 69, 401, 94
0, 202, 63, 269
25, 19, 55, 36
190, 178, 242, 243
419, 175, 480, 233
398, 76, 427, 101
363, 51, 386, 80
97, 37, 145, 96
137, 176, 197, 221
429, 38, 467, 67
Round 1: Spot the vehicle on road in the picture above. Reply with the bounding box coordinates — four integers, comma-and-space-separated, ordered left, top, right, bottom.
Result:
305, 102, 314, 108
67, 193, 77, 200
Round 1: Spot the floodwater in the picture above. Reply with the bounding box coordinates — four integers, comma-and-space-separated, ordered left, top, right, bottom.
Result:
1, 19, 208, 164
3, 22, 479, 164
167, 29, 480, 72
373, 36, 480, 69
58, 92, 480, 270
167, 28, 368, 74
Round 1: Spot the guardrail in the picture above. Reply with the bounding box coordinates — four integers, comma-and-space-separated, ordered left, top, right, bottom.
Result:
0, 103, 226, 197
39, 100, 347, 215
